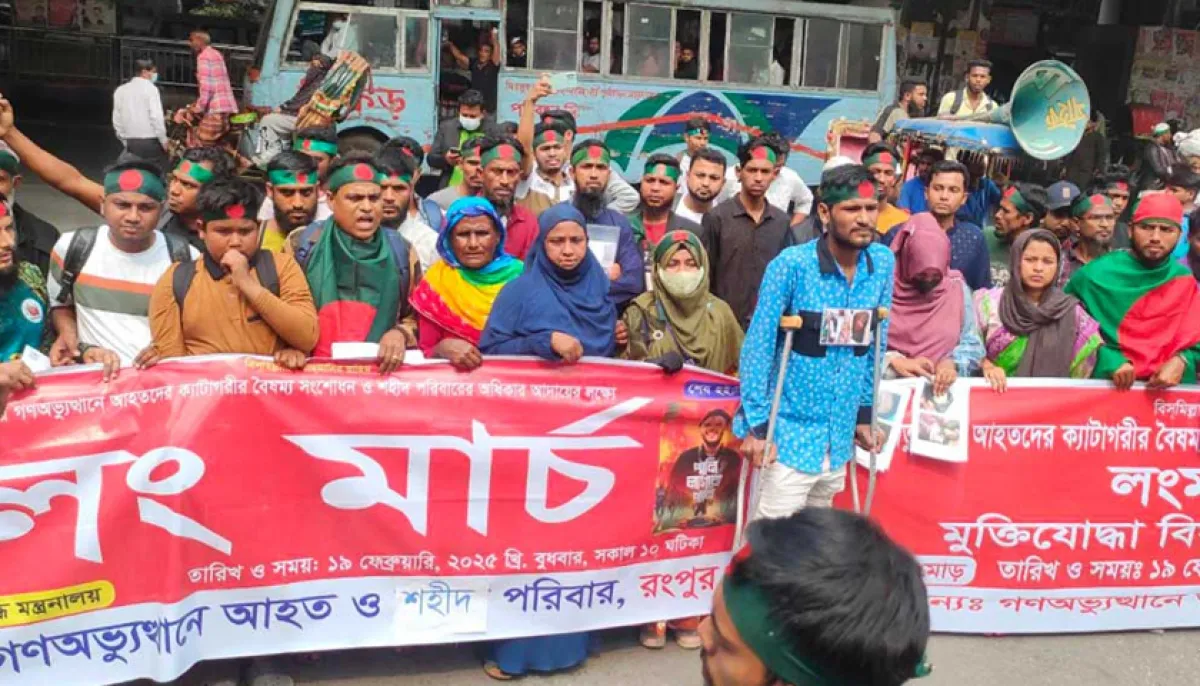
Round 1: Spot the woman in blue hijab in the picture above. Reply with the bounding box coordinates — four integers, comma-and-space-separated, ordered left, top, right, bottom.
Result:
480, 203, 617, 361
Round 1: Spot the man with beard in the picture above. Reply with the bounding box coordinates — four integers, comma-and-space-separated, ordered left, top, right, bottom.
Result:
0, 143, 57, 278
863, 142, 909, 234
1067, 193, 1200, 390
1164, 168, 1200, 260
581, 34, 602, 73
258, 128, 337, 229
1042, 181, 1080, 244
507, 35, 527, 68
259, 151, 320, 252
564, 139, 644, 308
700, 137, 794, 330
516, 122, 573, 216
987, 182, 1048, 288
47, 160, 198, 377
937, 59, 995, 117
1136, 122, 1179, 193
678, 117, 737, 206
883, 160, 992, 290
896, 146, 944, 213
675, 43, 699, 80
1061, 192, 1116, 284
428, 137, 484, 211
374, 148, 438, 271
667, 409, 740, 523
699, 509, 930, 686
478, 135, 538, 260
0, 202, 47, 359
629, 154, 700, 286
674, 147, 728, 225
869, 79, 927, 143
737, 164, 891, 516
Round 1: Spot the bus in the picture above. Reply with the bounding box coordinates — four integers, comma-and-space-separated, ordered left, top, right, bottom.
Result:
247, 0, 896, 183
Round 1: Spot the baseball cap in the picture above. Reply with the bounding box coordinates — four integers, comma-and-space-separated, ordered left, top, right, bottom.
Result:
1045, 181, 1080, 211
1153, 122, 1171, 136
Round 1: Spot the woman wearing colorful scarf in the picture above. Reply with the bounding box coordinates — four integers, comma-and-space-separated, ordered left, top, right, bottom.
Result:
410, 197, 523, 369
974, 230, 1102, 392
478, 203, 615, 680
885, 212, 984, 395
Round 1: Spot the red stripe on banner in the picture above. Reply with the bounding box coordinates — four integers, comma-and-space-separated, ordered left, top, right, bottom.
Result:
577, 112, 826, 160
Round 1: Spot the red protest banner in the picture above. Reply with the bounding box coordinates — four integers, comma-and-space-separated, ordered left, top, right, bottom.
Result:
843, 379, 1200, 634
0, 356, 741, 684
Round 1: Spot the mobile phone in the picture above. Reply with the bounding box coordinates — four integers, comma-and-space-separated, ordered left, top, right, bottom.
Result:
548, 72, 578, 92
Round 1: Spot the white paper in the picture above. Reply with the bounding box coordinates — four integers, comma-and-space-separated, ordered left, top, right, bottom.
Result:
330, 343, 430, 365
394, 578, 489, 638
20, 345, 51, 373
909, 379, 971, 463
854, 383, 915, 473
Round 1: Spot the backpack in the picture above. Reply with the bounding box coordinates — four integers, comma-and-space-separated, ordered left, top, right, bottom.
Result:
419, 196, 444, 232
55, 226, 193, 304
292, 222, 411, 290
171, 250, 280, 309
949, 88, 995, 116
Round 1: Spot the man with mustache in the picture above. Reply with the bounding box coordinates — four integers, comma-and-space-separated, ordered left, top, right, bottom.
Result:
0, 202, 47, 360
1061, 192, 1116, 284
375, 147, 438, 271
478, 135, 538, 260
629, 153, 700, 285
674, 146, 728, 225
258, 151, 320, 252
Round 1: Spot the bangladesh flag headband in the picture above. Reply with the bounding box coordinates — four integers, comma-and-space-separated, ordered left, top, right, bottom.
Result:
822, 179, 877, 207
534, 129, 562, 148
267, 169, 317, 187
1004, 186, 1032, 215
1071, 193, 1112, 218
748, 145, 778, 165
381, 171, 413, 186
645, 163, 681, 183
203, 202, 251, 223
327, 162, 384, 192
175, 160, 213, 185
481, 143, 523, 167
104, 168, 167, 202
571, 144, 611, 166
863, 150, 899, 171
295, 138, 339, 156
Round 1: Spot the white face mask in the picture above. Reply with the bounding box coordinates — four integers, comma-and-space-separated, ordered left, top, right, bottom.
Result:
332, 20, 346, 30
149, 72, 158, 84
460, 115, 482, 132
658, 267, 705, 297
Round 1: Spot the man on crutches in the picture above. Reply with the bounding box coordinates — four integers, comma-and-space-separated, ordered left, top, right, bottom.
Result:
735, 164, 895, 521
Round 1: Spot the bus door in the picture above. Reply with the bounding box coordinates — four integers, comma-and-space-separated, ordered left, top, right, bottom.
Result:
430, 1, 503, 123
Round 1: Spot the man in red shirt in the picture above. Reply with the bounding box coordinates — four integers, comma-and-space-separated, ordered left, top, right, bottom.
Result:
478, 136, 537, 260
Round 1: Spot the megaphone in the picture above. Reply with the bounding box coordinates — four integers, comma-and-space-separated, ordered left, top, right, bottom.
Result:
967, 60, 1091, 161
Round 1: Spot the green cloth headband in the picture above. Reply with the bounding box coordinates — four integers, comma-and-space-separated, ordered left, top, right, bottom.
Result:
481, 143, 523, 167
381, 171, 413, 185
1003, 186, 1032, 215
534, 129, 564, 148
686, 127, 706, 137
175, 160, 213, 185
0, 151, 19, 175
1071, 193, 1112, 218
747, 145, 778, 165
202, 202, 252, 223
863, 150, 899, 171
295, 138, 339, 156
104, 168, 166, 202
571, 144, 611, 167
652, 229, 702, 263
644, 163, 681, 183
822, 179, 878, 207
723, 576, 835, 686
327, 162, 384, 192
267, 169, 318, 187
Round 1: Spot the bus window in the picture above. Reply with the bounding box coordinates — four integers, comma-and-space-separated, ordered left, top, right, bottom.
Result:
625, 4, 671, 79
803, 18, 839, 88
531, 0, 580, 72
675, 9, 700, 80
404, 15, 430, 70
842, 22, 882, 90
348, 13, 399, 69
726, 13, 772, 85
437, 0, 500, 7
609, 3, 625, 74
287, 9, 330, 63
583, 1, 603, 73
707, 11, 726, 81
505, 0, 530, 68
772, 17, 793, 86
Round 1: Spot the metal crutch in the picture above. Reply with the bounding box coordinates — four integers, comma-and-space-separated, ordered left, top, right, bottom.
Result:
735, 315, 803, 550
850, 306, 889, 516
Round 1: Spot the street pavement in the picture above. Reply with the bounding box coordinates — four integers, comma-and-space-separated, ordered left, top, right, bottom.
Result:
14, 116, 1197, 686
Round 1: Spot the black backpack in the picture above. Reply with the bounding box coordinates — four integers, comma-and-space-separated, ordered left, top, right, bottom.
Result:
54, 227, 193, 304
171, 250, 280, 308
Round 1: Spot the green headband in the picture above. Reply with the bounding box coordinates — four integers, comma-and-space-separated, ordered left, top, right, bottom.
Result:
644, 163, 681, 183
380, 171, 413, 186
1003, 186, 1032, 215
747, 145, 778, 166
863, 150, 899, 171
1071, 193, 1112, 218
534, 129, 564, 149
686, 127, 706, 137
0, 152, 19, 175
821, 179, 878, 207
175, 160, 213, 185
202, 202, 253, 223
327, 162, 384, 192
294, 138, 339, 156
571, 144, 611, 167
267, 169, 318, 187
104, 168, 166, 202
481, 143, 523, 167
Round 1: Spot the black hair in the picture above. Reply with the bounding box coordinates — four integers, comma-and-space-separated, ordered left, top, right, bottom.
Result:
1023, 231, 1061, 258
541, 109, 577, 134
689, 146, 727, 172
461, 137, 485, 155
134, 57, 155, 73
1009, 182, 1049, 224
180, 146, 234, 180
734, 509, 929, 686
373, 146, 417, 179
738, 136, 774, 166
499, 121, 520, 136
1168, 168, 1200, 191
266, 150, 318, 176
571, 138, 609, 159
534, 121, 569, 143
819, 164, 874, 203
699, 408, 732, 425
459, 89, 485, 108
381, 135, 425, 167
325, 151, 379, 182
196, 178, 263, 223
759, 132, 790, 160
928, 159, 971, 189
644, 152, 681, 171
898, 79, 925, 99
862, 141, 901, 164
966, 59, 992, 74
104, 158, 165, 185
1101, 164, 1132, 188
293, 125, 338, 146
685, 116, 710, 134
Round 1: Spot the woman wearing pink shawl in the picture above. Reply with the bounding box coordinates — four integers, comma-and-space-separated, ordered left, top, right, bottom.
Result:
885, 212, 985, 394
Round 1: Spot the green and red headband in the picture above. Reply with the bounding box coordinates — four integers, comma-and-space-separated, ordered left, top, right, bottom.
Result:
327, 162, 384, 192
174, 160, 213, 185
747, 145, 778, 166
822, 179, 878, 207
104, 167, 167, 202
1071, 193, 1112, 218
644, 162, 681, 183
380, 171, 413, 186
1003, 185, 1033, 215
686, 126, 707, 137
202, 201, 253, 223
1106, 180, 1130, 193
267, 169, 317, 187
534, 129, 563, 149
481, 143, 523, 167
863, 150, 899, 171
294, 138, 339, 156
1131, 192, 1183, 228
571, 144, 611, 167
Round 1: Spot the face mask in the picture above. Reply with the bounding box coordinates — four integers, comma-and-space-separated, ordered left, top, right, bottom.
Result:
658, 267, 705, 297
460, 116, 482, 132
332, 20, 346, 30
149, 72, 158, 84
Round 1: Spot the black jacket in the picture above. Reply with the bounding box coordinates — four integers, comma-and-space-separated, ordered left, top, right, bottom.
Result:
427, 117, 500, 190
14, 203, 59, 278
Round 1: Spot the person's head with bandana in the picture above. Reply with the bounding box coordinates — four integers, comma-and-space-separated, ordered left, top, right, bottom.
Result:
478, 135, 525, 216
1101, 166, 1133, 215
737, 137, 780, 202
1071, 192, 1116, 255
993, 182, 1048, 244
101, 159, 168, 253
293, 125, 339, 180
265, 151, 320, 235
862, 142, 903, 204
373, 147, 419, 228
1129, 192, 1184, 266
168, 147, 232, 218
533, 122, 569, 176
540, 109, 577, 148
700, 508, 930, 686
196, 178, 264, 267
683, 116, 711, 157
570, 139, 612, 219
640, 153, 683, 217
0, 142, 23, 204
817, 164, 879, 253
325, 152, 384, 241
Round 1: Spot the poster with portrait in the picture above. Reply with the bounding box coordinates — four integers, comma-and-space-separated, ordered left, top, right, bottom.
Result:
652, 404, 742, 534
15, 0, 48, 26
78, 0, 116, 34
853, 380, 918, 473
910, 378, 970, 462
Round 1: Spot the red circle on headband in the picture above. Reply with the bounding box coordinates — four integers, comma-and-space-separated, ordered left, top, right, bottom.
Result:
118, 169, 143, 192
878, 152, 894, 165
588, 145, 605, 159
296, 172, 311, 185
225, 204, 246, 219
857, 180, 876, 199
179, 161, 192, 175
353, 164, 374, 181
751, 147, 770, 160
543, 131, 557, 143
302, 139, 313, 151
1090, 194, 1107, 205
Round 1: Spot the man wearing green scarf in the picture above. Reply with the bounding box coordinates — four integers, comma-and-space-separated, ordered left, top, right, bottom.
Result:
700, 508, 930, 686
629, 154, 701, 287
285, 153, 420, 373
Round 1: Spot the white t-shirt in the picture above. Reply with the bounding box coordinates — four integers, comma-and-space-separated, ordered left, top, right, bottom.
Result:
673, 201, 706, 225
722, 166, 813, 216
47, 227, 200, 365
396, 214, 439, 272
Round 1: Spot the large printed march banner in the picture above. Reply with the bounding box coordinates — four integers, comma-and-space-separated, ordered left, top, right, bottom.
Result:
0, 356, 743, 685
845, 378, 1200, 635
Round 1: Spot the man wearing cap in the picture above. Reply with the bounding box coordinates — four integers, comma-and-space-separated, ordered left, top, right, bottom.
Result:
0, 143, 58, 278
862, 142, 909, 234
374, 147, 438, 271
507, 35, 527, 68
564, 139, 644, 308
1137, 123, 1180, 193
148, 178, 318, 367
737, 164, 892, 516
477, 135, 538, 260
1061, 192, 1116, 284
428, 137, 484, 211
629, 153, 700, 287
0, 201, 48, 360
1043, 180, 1080, 243
259, 151, 321, 253
1066, 192, 1200, 390
516, 122, 574, 216
700, 508, 930, 686
284, 154, 420, 374
47, 160, 199, 375
699, 137, 792, 330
